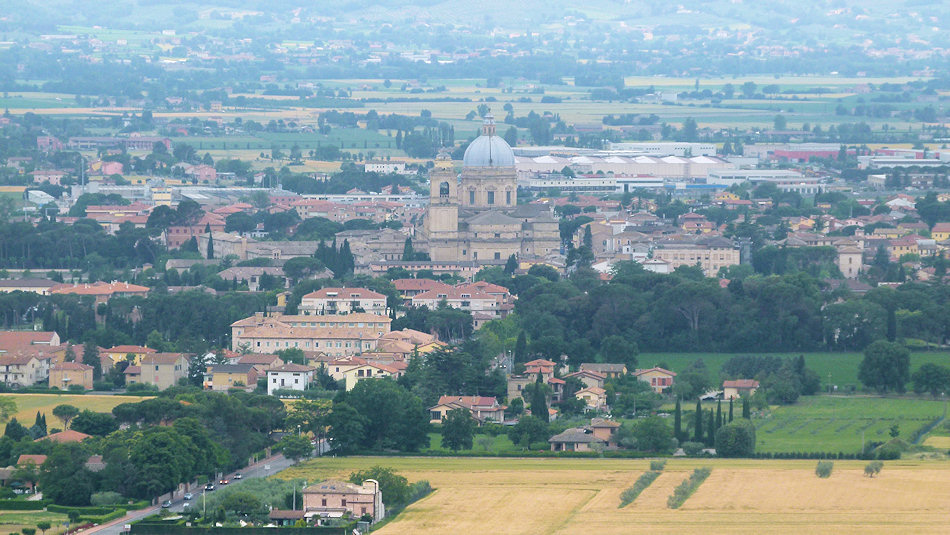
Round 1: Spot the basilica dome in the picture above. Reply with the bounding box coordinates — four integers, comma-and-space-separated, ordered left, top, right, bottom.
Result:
462, 114, 515, 167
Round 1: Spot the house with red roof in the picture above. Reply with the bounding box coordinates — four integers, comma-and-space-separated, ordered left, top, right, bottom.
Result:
428, 395, 506, 424
49, 362, 94, 390
39, 429, 92, 443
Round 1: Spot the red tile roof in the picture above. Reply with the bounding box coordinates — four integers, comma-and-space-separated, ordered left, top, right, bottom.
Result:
723, 379, 759, 389
39, 429, 91, 443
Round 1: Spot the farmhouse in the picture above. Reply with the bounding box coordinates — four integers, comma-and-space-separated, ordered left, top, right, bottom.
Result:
48, 362, 94, 391
428, 395, 506, 424
575, 386, 608, 410
267, 363, 316, 395
723, 379, 760, 400
549, 427, 606, 452
206, 363, 258, 391
139, 353, 189, 390
634, 367, 677, 393
302, 480, 385, 522
579, 362, 627, 379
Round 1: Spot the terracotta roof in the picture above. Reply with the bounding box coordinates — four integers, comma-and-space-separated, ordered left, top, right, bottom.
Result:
590, 418, 620, 428
564, 370, 607, 381
433, 395, 500, 409
141, 353, 188, 365
576, 386, 606, 396
40, 429, 92, 443
549, 428, 605, 444
412, 287, 496, 302
52, 362, 93, 371
458, 280, 511, 294
124, 365, 141, 375
302, 287, 386, 300
50, 281, 149, 296
237, 353, 282, 365
633, 367, 676, 377
17, 454, 47, 466
723, 379, 760, 389
392, 279, 453, 292
104, 345, 156, 354
0, 331, 59, 352
269, 509, 306, 520
268, 363, 315, 373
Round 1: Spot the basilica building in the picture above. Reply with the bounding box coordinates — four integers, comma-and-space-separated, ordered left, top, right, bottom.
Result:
420, 114, 561, 264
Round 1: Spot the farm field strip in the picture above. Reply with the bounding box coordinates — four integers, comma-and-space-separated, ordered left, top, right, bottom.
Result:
280, 457, 950, 535
1, 394, 149, 432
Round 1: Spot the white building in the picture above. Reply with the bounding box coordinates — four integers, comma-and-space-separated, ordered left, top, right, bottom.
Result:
266, 363, 316, 395
706, 169, 822, 194
299, 287, 388, 315
364, 161, 407, 174
606, 142, 717, 156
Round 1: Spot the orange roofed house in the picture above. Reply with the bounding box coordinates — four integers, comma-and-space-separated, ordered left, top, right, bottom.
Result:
428, 395, 506, 424
51, 281, 149, 305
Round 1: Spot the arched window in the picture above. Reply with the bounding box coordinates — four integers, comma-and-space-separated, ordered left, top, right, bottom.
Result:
439, 181, 450, 198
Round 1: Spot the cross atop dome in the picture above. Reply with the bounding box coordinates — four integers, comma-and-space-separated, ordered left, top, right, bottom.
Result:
482, 113, 496, 136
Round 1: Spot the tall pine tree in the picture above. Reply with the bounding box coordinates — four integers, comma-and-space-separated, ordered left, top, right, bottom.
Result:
716, 400, 722, 429
742, 397, 751, 419
728, 398, 734, 422
673, 398, 682, 441
82, 341, 101, 381
705, 410, 715, 447
531, 373, 549, 423
693, 399, 703, 442
207, 233, 214, 259
514, 331, 527, 363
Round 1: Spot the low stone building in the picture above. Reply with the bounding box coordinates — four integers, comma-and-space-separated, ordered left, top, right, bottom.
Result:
302, 480, 384, 523
49, 362, 94, 390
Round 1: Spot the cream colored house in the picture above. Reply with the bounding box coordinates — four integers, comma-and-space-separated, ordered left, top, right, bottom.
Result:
139, 353, 189, 390
101, 345, 156, 366
0, 354, 52, 387
342, 362, 399, 391
633, 367, 677, 394
651, 237, 741, 276
49, 362, 94, 390
575, 386, 607, 410
299, 287, 387, 316
723, 379, 759, 400
231, 313, 391, 356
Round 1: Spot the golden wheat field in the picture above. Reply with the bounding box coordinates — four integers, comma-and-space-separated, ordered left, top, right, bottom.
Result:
279, 457, 950, 535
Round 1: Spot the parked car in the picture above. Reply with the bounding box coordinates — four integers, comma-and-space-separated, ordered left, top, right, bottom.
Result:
183, 493, 193, 501
233, 473, 243, 480
161, 500, 172, 509
219, 478, 230, 485
204, 483, 215, 491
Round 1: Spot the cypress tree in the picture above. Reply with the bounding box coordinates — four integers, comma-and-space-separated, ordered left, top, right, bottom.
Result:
340, 239, 354, 275
673, 398, 682, 441
514, 331, 527, 363
728, 398, 734, 422
504, 254, 518, 275
742, 396, 751, 419
207, 233, 214, 259
402, 238, 414, 261
693, 399, 703, 442
716, 400, 723, 429
531, 373, 549, 422
705, 410, 715, 447
583, 225, 593, 248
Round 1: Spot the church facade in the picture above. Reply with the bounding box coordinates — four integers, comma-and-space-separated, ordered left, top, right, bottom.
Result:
421, 115, 561, 264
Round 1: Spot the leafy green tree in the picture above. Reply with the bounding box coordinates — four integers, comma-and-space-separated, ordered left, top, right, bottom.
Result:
514, 331, 528, 363
221, 491, 266, 518
0, 397, 16, 424
504, 254, 518, 275
4, 417, 26, 440
327, 403, 365, 454
335, 379, 430, 451
82, 342, 102, 381
277, 434, 313, 461
36, 521, 51, 535
506, 415, 549, 449
912, 363, 950, 397
631, 416, 674, 453
715, 419, 756, 457
70, 410, 118, 436
348, 466, 410, 507
859, 340, 910, 393
39, 443, 95, 505
440, 408, 476, 451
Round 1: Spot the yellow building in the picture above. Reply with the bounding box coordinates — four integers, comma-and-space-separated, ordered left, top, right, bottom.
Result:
932, 223, 950, 242
102, 345, 156, 367
49, 362, 94, 391
633, 367, 677, 394
206, 363, 258, 392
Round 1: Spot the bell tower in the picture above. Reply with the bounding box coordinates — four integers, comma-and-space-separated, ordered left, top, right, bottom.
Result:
425, 150, 459, 260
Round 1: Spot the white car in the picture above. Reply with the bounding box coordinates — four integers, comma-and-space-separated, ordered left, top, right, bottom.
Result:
183, 493, 193, 501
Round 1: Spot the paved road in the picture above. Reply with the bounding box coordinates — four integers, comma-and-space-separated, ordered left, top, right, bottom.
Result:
81, 453, 294, 534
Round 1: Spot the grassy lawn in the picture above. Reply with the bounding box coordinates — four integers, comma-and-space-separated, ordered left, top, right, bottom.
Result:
640, 352, 950, 391
424, 432, 516, 454
1, 393, 150, 433
0, 510, 68, 534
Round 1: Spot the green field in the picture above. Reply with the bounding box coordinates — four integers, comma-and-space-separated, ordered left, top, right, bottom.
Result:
752, 396, 948, 454
641, 352, 950, 392
0, 509, 68, 535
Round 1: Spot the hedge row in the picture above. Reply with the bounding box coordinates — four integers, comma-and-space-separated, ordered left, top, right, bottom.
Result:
0, 499, 51, 510
82, 509, 128, 524
619, 471, 661, 508
48, 504, 119, 515
667, 467, 712, 509
351, 449, 657, 459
